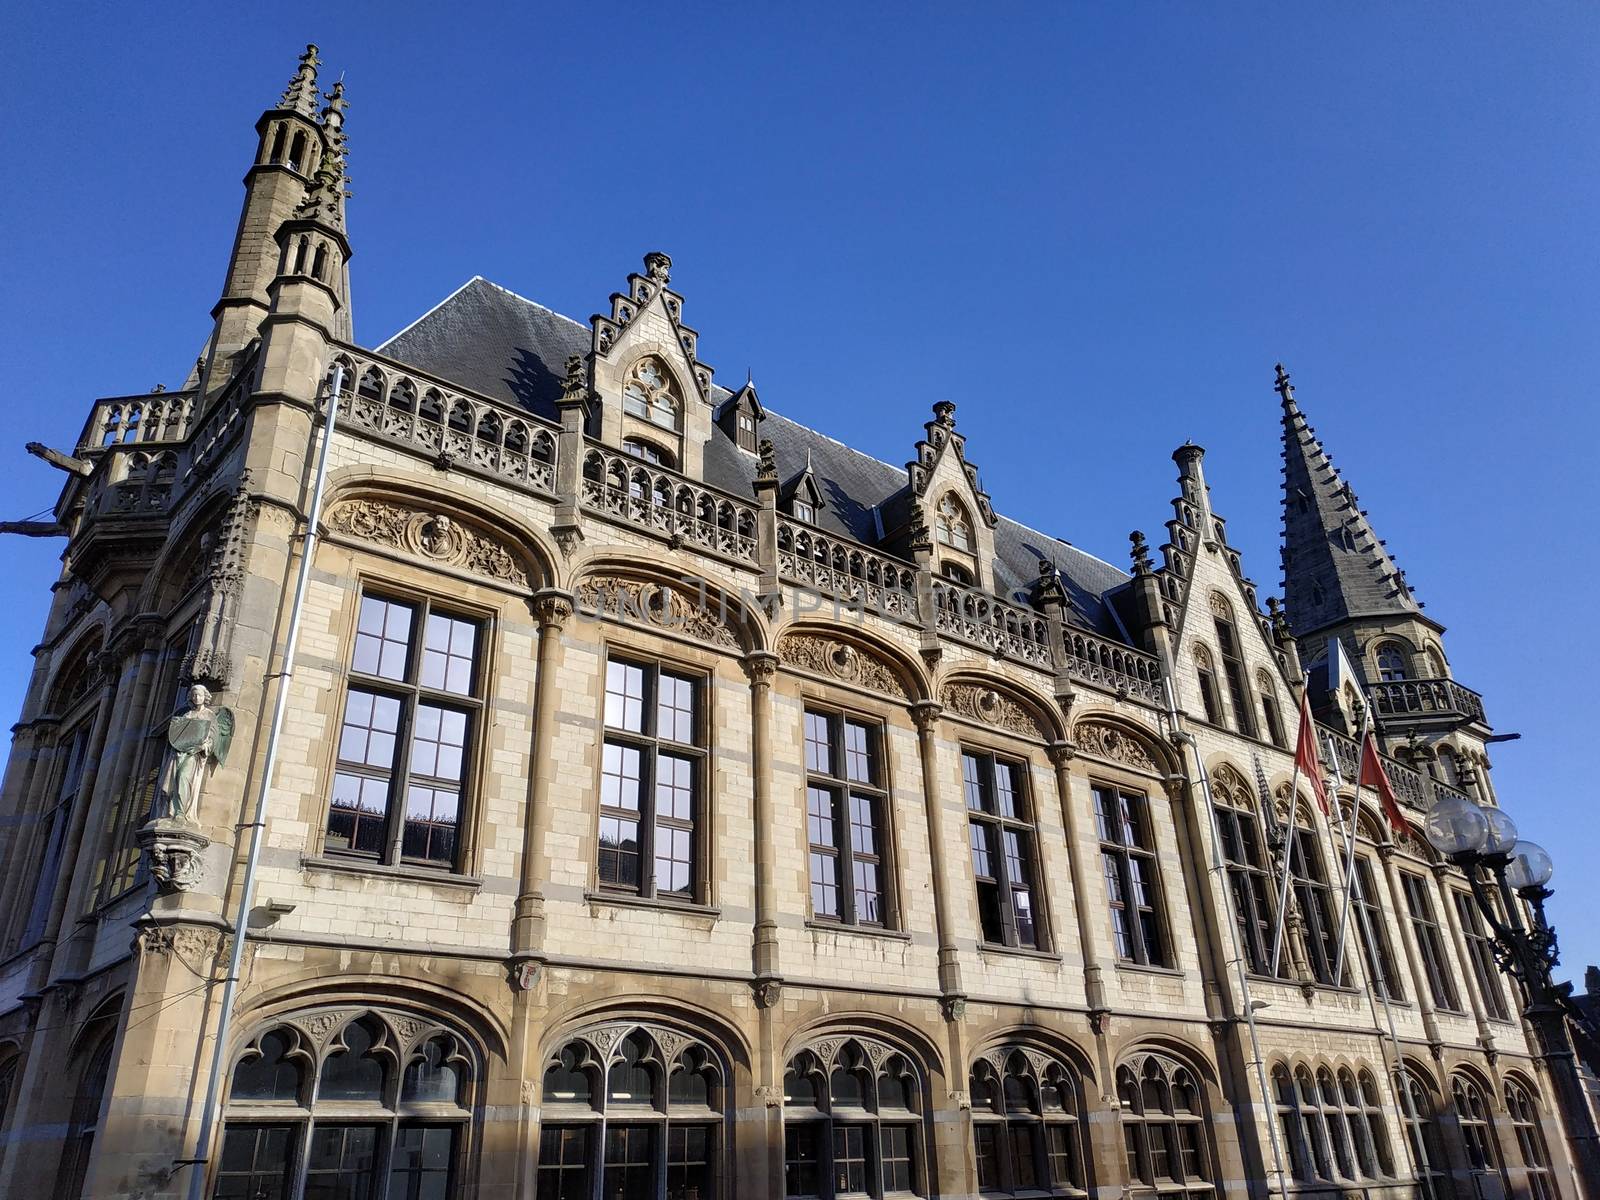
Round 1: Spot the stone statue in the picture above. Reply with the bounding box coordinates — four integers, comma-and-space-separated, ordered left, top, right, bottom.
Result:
159, 684, 234, 822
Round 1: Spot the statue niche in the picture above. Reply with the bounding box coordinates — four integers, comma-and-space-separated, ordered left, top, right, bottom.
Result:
138, 684, 233, 893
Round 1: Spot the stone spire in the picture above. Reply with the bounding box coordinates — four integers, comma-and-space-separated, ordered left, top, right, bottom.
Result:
1278, 363, 1421, 639
279, 44, 321, 117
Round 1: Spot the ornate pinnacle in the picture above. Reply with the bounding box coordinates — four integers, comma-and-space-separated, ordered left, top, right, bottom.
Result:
280, 44, 321, 117
294, 82, 349, 230
932, 400, 957, 428
321, 79, 347, 134
561, 355, 588, 406
1274, 362, 1296, 408
1266, 596, 1292, 641
644, 251, 672, 283
1129, 530, 1153, 575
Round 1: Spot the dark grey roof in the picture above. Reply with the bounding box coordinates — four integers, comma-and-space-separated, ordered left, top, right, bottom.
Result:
1280, 385, 1422, 639
379, 276, 1130, 636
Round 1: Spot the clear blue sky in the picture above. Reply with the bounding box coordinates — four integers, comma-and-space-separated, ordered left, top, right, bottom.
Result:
4, 5, 1597, 980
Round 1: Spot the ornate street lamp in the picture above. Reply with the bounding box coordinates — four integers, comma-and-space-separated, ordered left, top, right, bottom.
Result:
1423, 797, 1600, 1191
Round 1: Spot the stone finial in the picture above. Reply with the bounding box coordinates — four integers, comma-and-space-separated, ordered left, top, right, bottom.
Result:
295, 83, 349, 230
1266, 595, 1292, 640
1274, 362, 1296, 407
932, 400, 957, 428
321, 79, 348, 134
561, 355, 587, 406
1129, 530, 1153, 575
756, 438, 777, 484
1033, 558, 1067, 607
280, 44, 321, 117
907, 501, 932, 551
644, 251, 672, 282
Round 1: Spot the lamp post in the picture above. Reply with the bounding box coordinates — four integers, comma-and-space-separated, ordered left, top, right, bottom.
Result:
1423, 795, 1600, 1195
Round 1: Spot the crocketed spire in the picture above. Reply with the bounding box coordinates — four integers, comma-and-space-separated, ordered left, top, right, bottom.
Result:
294, 81, 348, 230
279, 44, 321, 117
1278, 363, 1421, 638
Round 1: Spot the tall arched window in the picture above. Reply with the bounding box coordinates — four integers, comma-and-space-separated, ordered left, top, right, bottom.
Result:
1450, 1073, 1502, 1176
1209, 597, 1257, 737
1287, 813, 1343, 986
624, 358, 681, 431
1504, 1078, 1556, 1200
539, 1023, 725, 1200
1115, 1053, 1213, 1198
969, 1048, 1086, 1194
215, 1010, 475, 1200
1395, 1066, 1447, 1200
56, 1036, 113, 1200
1257, 671, 1288, 748
934, 495, 973, 552
1376, 644, 1408, 683
1193, 646, 1224, 728
783, 1035, 924, 1198
1210, 770, 1280, 977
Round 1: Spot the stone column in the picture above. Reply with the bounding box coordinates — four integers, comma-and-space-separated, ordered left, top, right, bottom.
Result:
910, 702, 963, 1003
511, 589, 573, 961
743, 651, 781, 982
1046, 743, 1106, 1016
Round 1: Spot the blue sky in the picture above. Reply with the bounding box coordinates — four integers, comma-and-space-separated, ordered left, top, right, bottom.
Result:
4, 4, 1597, 979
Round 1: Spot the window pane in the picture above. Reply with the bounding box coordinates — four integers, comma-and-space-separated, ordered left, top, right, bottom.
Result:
338, 690, 401, 769
994, 760, 1021, 819
810, 851, 839, 919
327, 773, 390, 855
974, 1124, 1002, 1189
410, 704, 467, 782
805, 711, 832, 775
603, 1125, 656, 1198
604, 660, 646, 732
785, 1124, 821, 1196
808, 787, 838, 850
848, 793, 878, 858
402, 786, 459, 865
882, 1124, 915, 1192
1009, 1122, 1040, 1188
598, 816, 640, 889
667, 1125, 716, 1200
656, 753, 694, 822
537, 1125, 591, 1200
231, 1031, 302, 1103
963, 754, 987, 811
852, 859, 882, 925
654, 823, 694, 897
843, 721, 874, 785
389, 1124, 456, 1200
832, 1125, 867, 1194
601, 742, 643, 811
213, 1124, 293, 1200
319, 1022, 385, 1103
420, 614, 477, 696
303, 1123, 380, 1200
657, 673, 697, 744
354, 597, 413, 681
401, 1039, 462, 1105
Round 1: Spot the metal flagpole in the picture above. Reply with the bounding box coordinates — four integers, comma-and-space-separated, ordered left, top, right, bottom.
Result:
1322, 734, 1435, 1191
1330, 707, 1372, 984
1164, 678, 1291, 1198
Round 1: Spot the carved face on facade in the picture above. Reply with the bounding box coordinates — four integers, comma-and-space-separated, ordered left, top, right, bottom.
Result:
188, 683, 213, 710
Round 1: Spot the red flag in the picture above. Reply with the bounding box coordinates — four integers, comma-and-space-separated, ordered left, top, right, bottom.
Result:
1360, 734, 1415, 838
1294, 690, 1330, 814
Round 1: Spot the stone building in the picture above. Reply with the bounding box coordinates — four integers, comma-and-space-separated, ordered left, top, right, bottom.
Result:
0, 45, 1582, 1200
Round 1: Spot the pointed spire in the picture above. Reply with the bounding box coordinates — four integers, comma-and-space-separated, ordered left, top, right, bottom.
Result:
280, 44, 321, 117
294, 81, 349, 230
1279, 363, 1420, 638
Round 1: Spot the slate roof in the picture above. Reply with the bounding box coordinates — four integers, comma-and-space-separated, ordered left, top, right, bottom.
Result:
379, 276, 1131, 637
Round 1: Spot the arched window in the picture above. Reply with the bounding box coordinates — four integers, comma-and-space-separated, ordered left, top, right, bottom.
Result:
1395, 1066, 1447, 1200
1376, 644, 1408, 683
623, 358, 680, 431
623, 438, 676, 469
940, 561, 974, 586
1210, 769, 1280, 976
268, 124, 287, 163
539, 1023, 724, 1200
1287, 814, 1343, 986
1424, 646, 1448, 679
356, 367, 385, 408
215, 1011, 474, 1200
57, 1036, 113, 1199
1209, 597, 1257, 737
1450, 1073, 1502, 1175
969, 1048, 1086, 1194
288, 130, 307, 173
1116, 1053, 1213, 1198
1193, 645, 1224, 727
1257, 671, 1287, 748
783, 1036, 924, 1198
934, 494, 973, 552
1504, 1079, 1556, 1200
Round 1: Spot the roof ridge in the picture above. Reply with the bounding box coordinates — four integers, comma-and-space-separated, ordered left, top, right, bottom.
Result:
376, 276, 486, 351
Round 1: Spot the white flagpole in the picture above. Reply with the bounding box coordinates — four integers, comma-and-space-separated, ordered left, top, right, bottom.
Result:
1330, 707, 1372, 983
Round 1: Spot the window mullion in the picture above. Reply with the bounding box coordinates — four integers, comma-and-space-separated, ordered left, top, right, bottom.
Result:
385, 690, 418, 865
640, 743, 660, 900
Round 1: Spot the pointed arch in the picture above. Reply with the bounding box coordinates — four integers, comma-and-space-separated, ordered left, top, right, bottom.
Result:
1071, 711, 1178, 778
775, 620, 928, 702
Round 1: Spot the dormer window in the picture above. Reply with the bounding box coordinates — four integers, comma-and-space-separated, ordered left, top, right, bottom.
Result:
935, 495, 973, 552
623, 438, 675, 469
737, 410, 757, 452
623, 358, 679, 431
793, 499, 816, 524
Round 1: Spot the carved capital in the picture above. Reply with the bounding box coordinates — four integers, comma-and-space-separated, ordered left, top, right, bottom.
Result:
741, 651, 779, 688
909, 701, 943, 734
1047, 741, 1077, 770
752, 977, 783, 1010
137, 818, 210, 893
1088, 1009, 1110, 1036
532, 590, 574, 631
940, 994, 967, 1023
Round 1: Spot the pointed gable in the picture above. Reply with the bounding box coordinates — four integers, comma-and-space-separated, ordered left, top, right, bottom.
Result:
1277, 365, 1423, 639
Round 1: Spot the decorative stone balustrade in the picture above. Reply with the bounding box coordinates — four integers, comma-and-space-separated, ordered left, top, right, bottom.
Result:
1322, 727, 1472, 820
1370, 678, 1486, 725
80, 391, 196, 453
776, 520, 918, 621
581, 447, 758, 565
1062, 629, 1163, 703
332, 352, 557, 495
931, 578, 1052, 669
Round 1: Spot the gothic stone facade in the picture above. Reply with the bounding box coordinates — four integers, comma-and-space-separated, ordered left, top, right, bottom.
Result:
0, 45, 1580, 1200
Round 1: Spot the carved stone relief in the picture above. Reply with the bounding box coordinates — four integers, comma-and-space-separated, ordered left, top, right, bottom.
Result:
575, 576, 741, 649
941, 682, 1046, 740
777, 632, 908, 698
1073, 720, 1156, 771
325, 498, 530, 588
